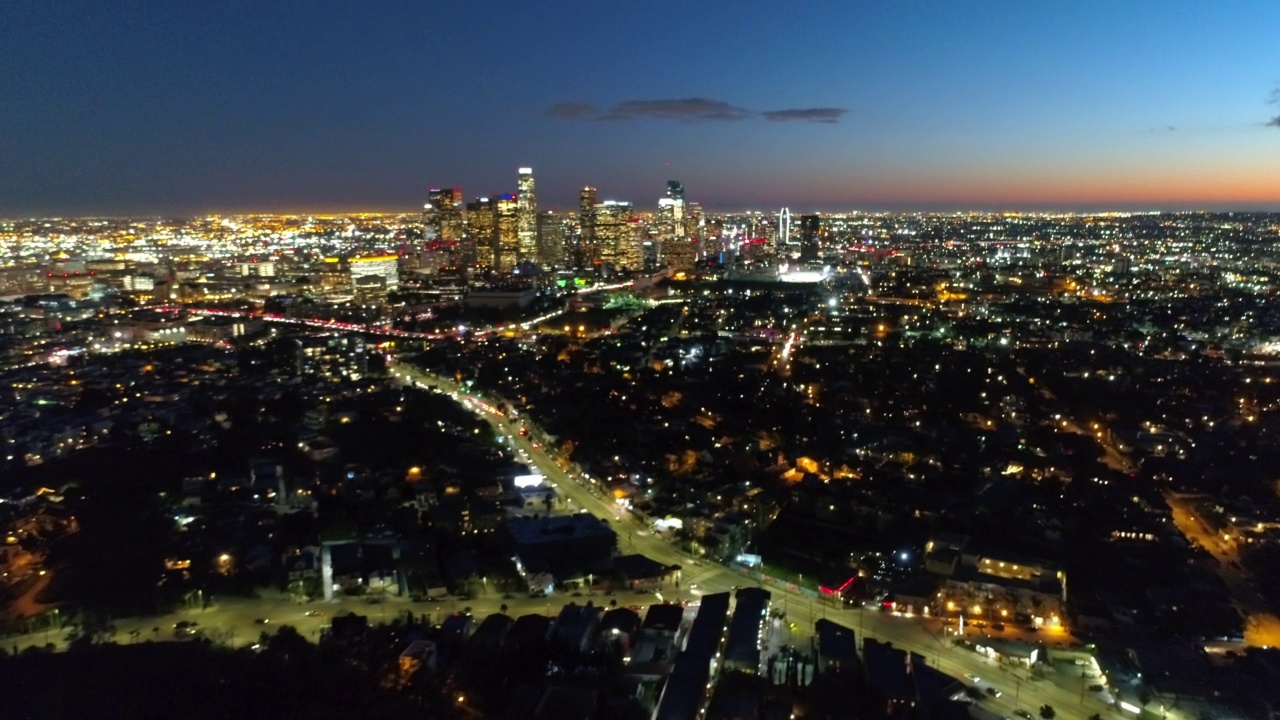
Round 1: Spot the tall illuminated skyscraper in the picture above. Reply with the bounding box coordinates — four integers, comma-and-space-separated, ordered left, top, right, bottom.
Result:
658, 180, 686, 238
465, 197, 496, 267
577, 186, 598, 267
516, 168, 538, 263
659, 180, 693, 270
494, 194, 519, 272
684, 202, 704, 261
778, 207, 792, 252
595, 200, 639, 271
425, 188, 465, 243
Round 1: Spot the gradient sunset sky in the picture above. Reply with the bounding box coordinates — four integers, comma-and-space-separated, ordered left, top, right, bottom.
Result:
3, 0, 1278, 216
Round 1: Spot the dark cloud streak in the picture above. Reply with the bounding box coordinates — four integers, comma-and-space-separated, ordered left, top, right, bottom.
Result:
601, 98, 751, 122
761, 107, 847, 123
547, 98, 847, 124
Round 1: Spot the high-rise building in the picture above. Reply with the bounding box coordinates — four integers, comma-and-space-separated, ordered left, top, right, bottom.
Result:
577, 187, 598, 267
494, 194, 519, 272
778, 207, 792, 253
595, 200, 640, 271
537, 211, 566, 267
684, 202, 704, 261
799, 214, 821, 261
658, 180, 686, 239
465, 197, 496, 267
425, 188, 465, 243
516, 168, 538, 264
658, 179, 692, 269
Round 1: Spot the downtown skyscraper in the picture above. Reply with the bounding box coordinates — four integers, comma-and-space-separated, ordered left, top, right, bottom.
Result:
595, 200, 638, 271
425, 188, 465, 243
576, 186, 598, 268
494, 194, 519, 272
658, 180, 695, 271
465, 197, 496, 267
516, 168, 537, 264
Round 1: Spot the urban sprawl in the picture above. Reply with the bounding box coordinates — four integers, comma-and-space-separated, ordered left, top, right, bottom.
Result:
3, 170, 1280, 719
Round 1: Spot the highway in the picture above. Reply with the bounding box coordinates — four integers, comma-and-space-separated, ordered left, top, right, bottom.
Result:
391, 362, 1129, 720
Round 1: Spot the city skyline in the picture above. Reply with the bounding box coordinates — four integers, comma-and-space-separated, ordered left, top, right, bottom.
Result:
3, 1, 1280, 216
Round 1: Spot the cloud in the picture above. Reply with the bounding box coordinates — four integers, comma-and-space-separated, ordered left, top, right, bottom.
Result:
761, 107, 848, 123
1263, 86, 1280, 128
547, 98, 848, 124
600, 98, 752, 122
545, 102, 599, 120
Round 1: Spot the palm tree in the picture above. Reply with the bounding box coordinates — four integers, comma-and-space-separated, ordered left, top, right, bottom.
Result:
1039, 704, 1056, 720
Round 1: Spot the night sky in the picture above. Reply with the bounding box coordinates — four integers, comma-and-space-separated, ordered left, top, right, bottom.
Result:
3, 0, 1279, 216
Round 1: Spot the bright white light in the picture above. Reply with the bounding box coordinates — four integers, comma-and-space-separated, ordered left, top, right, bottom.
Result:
514, 474, 545, 488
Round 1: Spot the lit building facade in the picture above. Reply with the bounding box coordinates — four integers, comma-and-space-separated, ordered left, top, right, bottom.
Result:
658, 180, 692, 270
595, 201, 641, 271
425, 188, 465, 243
494, 194, 519, 272
516, 168, 538, 264
465, 197, 496, 267
577, 186, 597, 267
324, 254, 399, 290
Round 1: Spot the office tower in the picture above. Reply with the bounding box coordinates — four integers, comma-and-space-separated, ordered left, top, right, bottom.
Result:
425, 188, 465, 243
657, 181, 692, 271
642, 229, 660, 271
666, 179, 686, 233
799, 214, 821, 261
595, 200, 640, 271
516, 168, 538, 263
537, 211, 566, 267
665, 178, 686, 238
666, 180, 685, 202
778, 207, 792, 252
577, 186, 598, 268
495, 194, 519, 272
684, 202, 704, 262
465, 197, 496, 267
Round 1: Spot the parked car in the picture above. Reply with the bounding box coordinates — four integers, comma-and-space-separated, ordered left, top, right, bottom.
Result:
1089, 684, 1105, 692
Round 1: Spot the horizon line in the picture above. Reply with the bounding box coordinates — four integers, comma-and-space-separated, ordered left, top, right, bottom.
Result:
5, 204, 1280, 222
